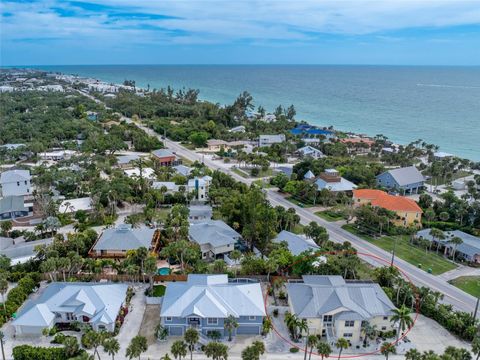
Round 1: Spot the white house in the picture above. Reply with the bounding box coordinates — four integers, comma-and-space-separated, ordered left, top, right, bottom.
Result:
13, 283, 129, 335
0, 169, 32, 197
187, 176, 212, 202
258, 134, 286, 147
297, 146, 324, 159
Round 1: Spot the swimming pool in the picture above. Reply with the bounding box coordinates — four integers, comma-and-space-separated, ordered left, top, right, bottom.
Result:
157, 267, 171, 275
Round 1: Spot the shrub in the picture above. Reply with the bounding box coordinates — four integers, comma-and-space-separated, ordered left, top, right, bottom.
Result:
290, 347, 300, 353
13, 345, 66, 360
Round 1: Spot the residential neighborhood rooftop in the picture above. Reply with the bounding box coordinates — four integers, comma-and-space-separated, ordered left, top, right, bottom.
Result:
273, 230, 319, 256
189, 220, 240, 248
93, 224, 156, 251
353, 189, 423, 213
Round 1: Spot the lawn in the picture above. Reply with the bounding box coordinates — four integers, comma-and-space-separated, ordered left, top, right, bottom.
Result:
315, 209, 345, 222
151, 285, 166, 297
425, 170, 471, 186
449, 276, 480, 297
253, 179, 274, 188
286, 196, 314, 208
231, 168, 249, 178
155, 208, 171, 222
342, 225, 457, 275
291, 224, 305, 235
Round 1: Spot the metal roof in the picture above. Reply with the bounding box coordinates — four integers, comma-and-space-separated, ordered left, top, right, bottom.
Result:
152, 149, 175, 158
189, 220, 240, 248
161, 274, 265, 318
93, 224, 155, 251
13, 283, 128, 328
0, 169, 31, 183
315, 177, 357, 192
286, 275, 396, 320
0, 196, 28, 214
379, 166, 425, 186
417, 228, 480, 257
273, 230, 319, 256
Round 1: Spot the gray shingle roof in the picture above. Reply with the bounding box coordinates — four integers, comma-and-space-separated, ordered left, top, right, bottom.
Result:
189, 220, 240, 248
286, 275, 395, 319
381, 166, 424, 186
188, 205, 213, 220
152, 149, 175, 158
273, 230, 319, 256
0, 196, 27, 214
93, 224, 155, 251
161, 274, 265, 318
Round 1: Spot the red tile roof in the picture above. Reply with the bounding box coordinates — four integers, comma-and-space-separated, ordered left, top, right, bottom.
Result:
353, 189, 422, 213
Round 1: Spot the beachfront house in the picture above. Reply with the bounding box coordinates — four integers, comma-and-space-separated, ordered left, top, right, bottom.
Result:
189, 220, 241, 260
286, 275, 396, 345
89, 224, 160, 258
376, 166, 425, 194
0, 169, 32, 197
160, 274, 265, 337
258, 134, 286, 147
353, 189, 423, 227
314, 169, 357, 193
416, 229, 480, 263
13, 283, 128, 335
273, 230, 319, 256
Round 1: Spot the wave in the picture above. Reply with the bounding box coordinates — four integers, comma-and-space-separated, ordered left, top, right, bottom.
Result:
416, 83, 480, 89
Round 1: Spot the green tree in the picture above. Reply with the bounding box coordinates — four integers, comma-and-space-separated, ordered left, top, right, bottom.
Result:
0, 274, 8, 314
405, 349, 422, 360
103, 338, 120, 360
306, 335, 318, 360
184, 328, 199, 360
204, 342, 228, 360
126, 335, 148, 360
241, 341, 265, 360
380, 342, 396, 360
63, 337, 80, 358
0, 331, 5, 360
144, 256, 157, 295
0, 221, 12, 237
390, 305, 413, 341
316, 341, 332, 360
449, 237, 463, 262
472, 336, 480, 360
83, 330, 106, 360
171, 340, 187, 360
335, 338, 349, 360
224, 315, 239, 341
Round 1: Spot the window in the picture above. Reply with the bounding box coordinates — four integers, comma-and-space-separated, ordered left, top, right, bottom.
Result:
17, 182, 20, 186
343, 333, 353, 338
207, 318, 218, 325
66, 313, 76, 321
382, 326, 387, 331
249, 316, 256, 321
344, 320, 355, 327
323, 315, 333, 322
166, 317, 172, 322
383, 316, 388, 320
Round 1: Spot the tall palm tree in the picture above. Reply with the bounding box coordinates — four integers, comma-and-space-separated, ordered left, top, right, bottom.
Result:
306, 335, 318, 360
224, 315, 239, 341
103, 338, 120, 360
429, 228, 445, 253
380, 342, 396, 360
405, 348, 422, 360
204, 342, 228, 360
449, 236, 463, 262
472, 336, 480, 360
297, 318, 308, 343
184, 328, 199, 360
0, 331, 6, 360
335, 338, 349, 360
390, 305, 413, 341
316, 341, 332, 360
361, 321, 377, 346
171, 340, 187, 360
64, 337, 80, 358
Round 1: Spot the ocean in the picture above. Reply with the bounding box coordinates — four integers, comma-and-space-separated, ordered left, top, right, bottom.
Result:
36, 65, 480, 160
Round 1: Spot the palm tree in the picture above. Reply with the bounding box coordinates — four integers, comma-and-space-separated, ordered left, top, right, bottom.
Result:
161, 355, 172, 360
306, 335, 318, 360
0, 331, 6, 360
0, 275, 8, 314
297, 318, 308, 342
204, 342, 228, 360
224, 315, 239, 341
361, 321, 377, 346
284, 312, 298, 340
83, 330, 106, 360
449, 236, 463, 262
103, 338, 120, 360
316, 341, 332, 360
390, 305, 413, 341
144, 256, 157, 295
380, 342, 396, 360
64, 337, 80, 358
405, 348, 422, 360
184, 328, 199, 360
429, 228, 445, 253
126, 335, 148, 360
335, 338, 349, 360
171, 340, 187, 360
472, 336, 480, 360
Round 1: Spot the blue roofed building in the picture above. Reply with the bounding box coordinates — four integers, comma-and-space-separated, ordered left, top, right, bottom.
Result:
273, 230, 319, 255
189, 220, 241, 260
376, 166, 425, 194
160, 274, 265, 337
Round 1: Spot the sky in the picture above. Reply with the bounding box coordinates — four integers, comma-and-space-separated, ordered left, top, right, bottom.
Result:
1, 0, 480, 66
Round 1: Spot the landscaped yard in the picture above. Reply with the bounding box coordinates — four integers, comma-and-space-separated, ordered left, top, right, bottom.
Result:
449, 276, 480, 297
315, 208, 345, 222
231, 168, 249, 178
291, 224, 305, 234
342, 225, 457, 275
425, 170, 471, 186
152, 285, 166, 297
286, 196, 314, 208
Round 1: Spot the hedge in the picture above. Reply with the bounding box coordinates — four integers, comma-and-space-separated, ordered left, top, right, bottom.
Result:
13, 345, 67, 360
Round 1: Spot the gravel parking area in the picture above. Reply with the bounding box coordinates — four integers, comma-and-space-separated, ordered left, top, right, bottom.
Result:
139, 305, 161, 345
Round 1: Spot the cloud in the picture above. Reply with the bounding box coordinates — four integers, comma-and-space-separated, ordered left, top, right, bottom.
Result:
2, 0, 480, 47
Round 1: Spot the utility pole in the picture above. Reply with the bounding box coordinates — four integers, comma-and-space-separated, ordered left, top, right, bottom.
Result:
390, 236, 397, 267
473, 297, 479, 320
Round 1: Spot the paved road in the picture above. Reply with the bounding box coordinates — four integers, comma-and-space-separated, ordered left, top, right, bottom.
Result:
79, 91, 477, 314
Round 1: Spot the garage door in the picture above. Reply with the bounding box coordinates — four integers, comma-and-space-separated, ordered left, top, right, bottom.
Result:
236, 325, 260, 335
168, 326, 184, 336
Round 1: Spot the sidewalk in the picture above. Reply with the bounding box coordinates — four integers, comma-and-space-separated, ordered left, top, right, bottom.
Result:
438, 264, 480, 281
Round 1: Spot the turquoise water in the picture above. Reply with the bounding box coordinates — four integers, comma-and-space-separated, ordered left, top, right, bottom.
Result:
38, 65, 480, 160
157, 267, 170, 276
